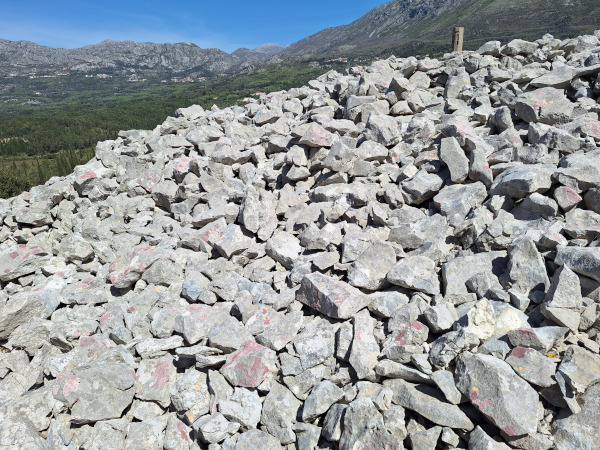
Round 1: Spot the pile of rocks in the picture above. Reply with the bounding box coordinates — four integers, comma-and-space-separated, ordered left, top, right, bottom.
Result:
1, 30, 600, 450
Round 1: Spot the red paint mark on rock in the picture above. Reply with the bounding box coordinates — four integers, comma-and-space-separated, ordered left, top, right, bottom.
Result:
150, 361, 171, 388
220, 340, 271, 387
63, 375, 80, 397
501, 424, 516, 436
394, 331, 408, 345
408, 321, 423, 330
176, 420, 190, 441
510, 346, 531, 359
80, 170, 97, 180
565, 188, 582, 203
470, 390, 494, 415
100, 312, 112, 326
174, 157, 193, 174
9, 251, 19, 259
518, 328, 536, 338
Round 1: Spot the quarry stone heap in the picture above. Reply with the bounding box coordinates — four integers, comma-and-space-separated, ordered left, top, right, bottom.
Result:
2, 30, 600, 449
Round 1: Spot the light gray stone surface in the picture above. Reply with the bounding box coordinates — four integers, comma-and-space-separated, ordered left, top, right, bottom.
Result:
2, 28, 600, 449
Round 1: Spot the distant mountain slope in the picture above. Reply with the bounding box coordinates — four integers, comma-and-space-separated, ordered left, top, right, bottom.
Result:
231, 43, 287, 62
283, 0, 600, 58
0, 39, 242, 76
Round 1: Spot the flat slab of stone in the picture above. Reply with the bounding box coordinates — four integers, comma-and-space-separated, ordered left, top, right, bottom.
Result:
0, 244, 50, 282
384, 379, 474, 430
109, 244, 173, 289
52, 363, 135, 424
442, 252, 507, 296
515, 87, 574, 125
219, 340, 277, 388
455, 352, 539, 436
555, 246, 600, 282
297, 272, 372, 319
387, 255, 440, 295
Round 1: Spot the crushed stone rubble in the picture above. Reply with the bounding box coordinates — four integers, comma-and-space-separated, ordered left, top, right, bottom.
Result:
2, 30, 600, 449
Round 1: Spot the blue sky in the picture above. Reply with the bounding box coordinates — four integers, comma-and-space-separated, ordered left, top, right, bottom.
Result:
0, 1, 389, 53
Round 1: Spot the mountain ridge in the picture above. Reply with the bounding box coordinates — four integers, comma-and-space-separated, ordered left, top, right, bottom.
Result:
282, 0, 600, 57
1, 0, 599, 77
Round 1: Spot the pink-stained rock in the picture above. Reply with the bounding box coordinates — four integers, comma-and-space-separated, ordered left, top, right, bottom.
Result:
505, 346, 557, 387
220, 340, 277, 388
52, 362, 135, 424
298, 123, 336, 148
0, 243, 50, 282
108, 244, 174, 289
72, 163, 113, 196
297, 272, 372, 319
174, 304, 228, 345
135, 354, 177, 408
456, 352, 539, 436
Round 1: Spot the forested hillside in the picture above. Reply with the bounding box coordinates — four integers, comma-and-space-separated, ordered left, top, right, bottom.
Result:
0, 65, 325, 197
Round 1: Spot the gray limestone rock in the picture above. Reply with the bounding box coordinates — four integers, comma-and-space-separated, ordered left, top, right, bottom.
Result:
5, 28, 600, 450
555, 245, 600, 282
260, 382, 301, 445
443, 252, 508, 296
219, 387, 262, 429
515, 87, 574, 125
387, 255, 440, 295
468, 426, 511, 450
52, 362, 136, 424
365, 114, 401, 146
455, 352, 540, 436
125, 417, 167, 450
349, 312, 380, 381
430, 370, 463, 404
0, 244, 50, 282
208, 316, 253, 353
556, 345, 600, 395
234, 429, 282, 450
135, 354, 177, 408
505, 346, 557, 387
219, 340, 277, 388
298, 123, 336, 148
60, 233, 95, 262
506, 237, 550, 298
339, 397, 399, 450
553, 377, 600, 450
322, 403, 347, 442
490, 165, 553, 199
433, 182, 488, 227
375, 360, 432, 384
265, 231, 302, 270
402, 170, 445, 205
384, 379, 474, 430
439, 137, 469, 183
164, 414, 193, 450
347, 242, 396, 291
0, 416, 44, 449
213, 224, 254, 259
293, 317, 335, 370
541, 265, 583, 331
170, 369, 210, 424
302, 380, 345, 422
424, 302, 459, 333
297, 272, 372, 319
195, 413, 239, 444
506, 326, 567, 353
564, 208, 600, 241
